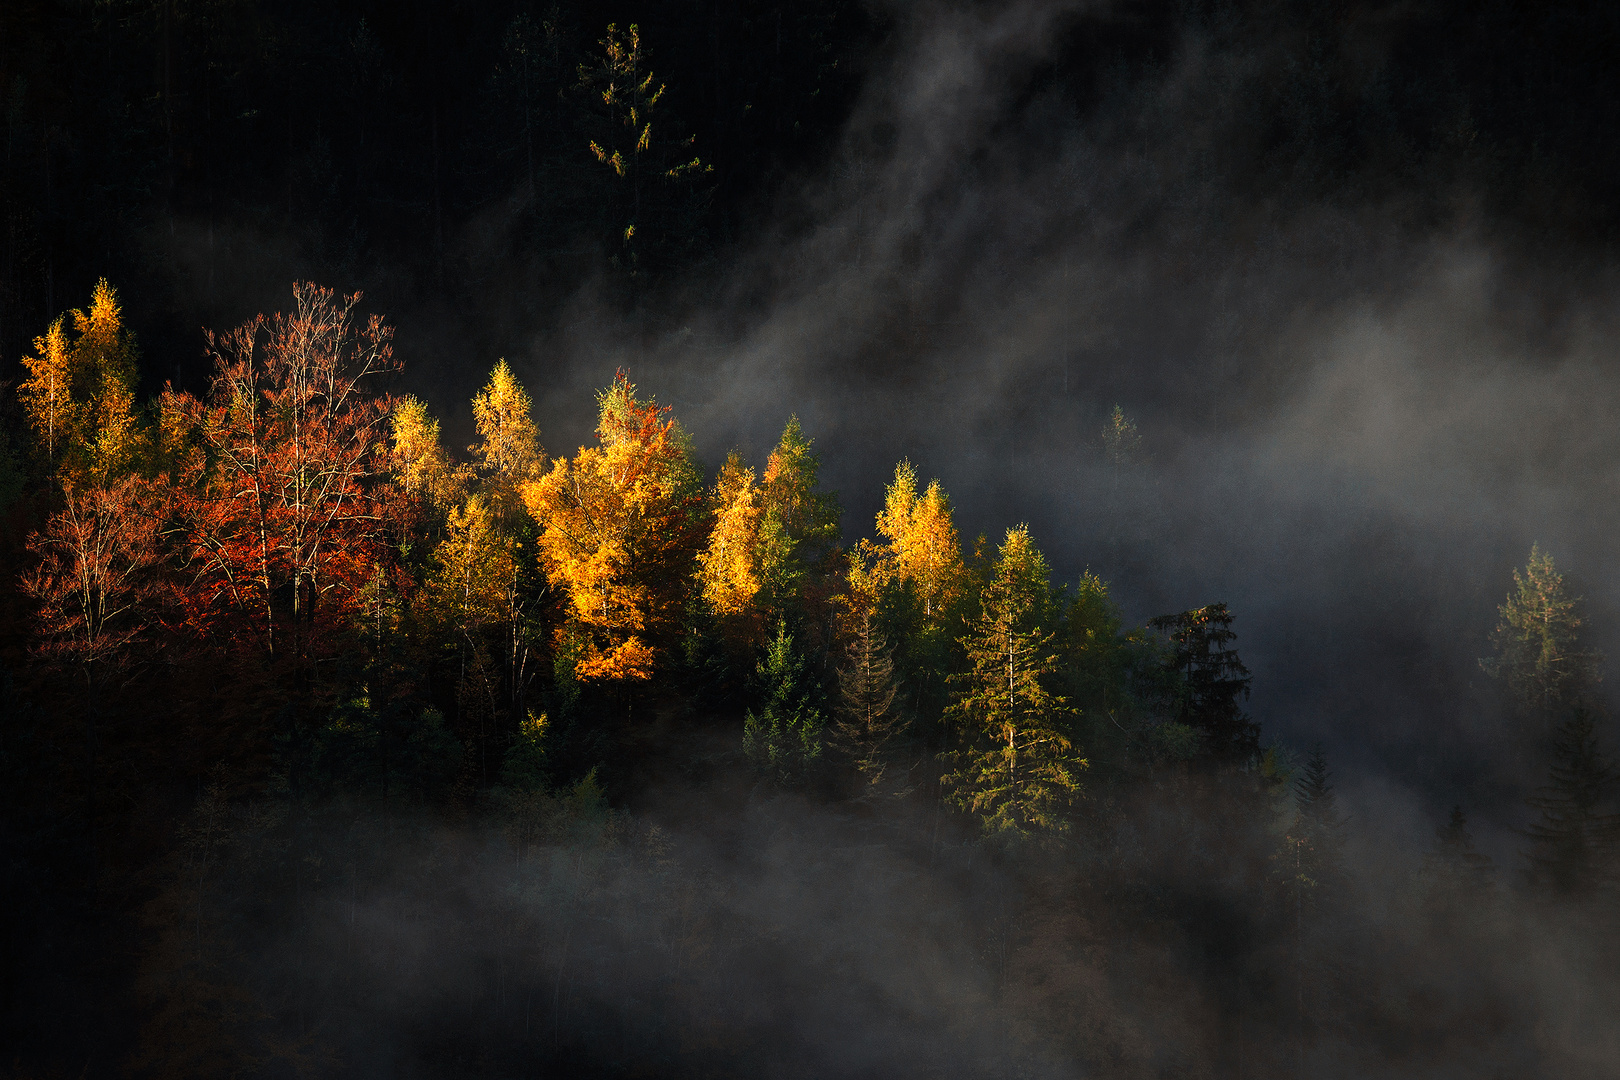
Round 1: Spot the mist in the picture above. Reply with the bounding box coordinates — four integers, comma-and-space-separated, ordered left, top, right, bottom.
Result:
6, 0, 1620, 1076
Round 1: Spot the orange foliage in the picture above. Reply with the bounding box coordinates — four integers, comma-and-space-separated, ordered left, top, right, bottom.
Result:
161, 284, 403, 663
521, 372, 704, 681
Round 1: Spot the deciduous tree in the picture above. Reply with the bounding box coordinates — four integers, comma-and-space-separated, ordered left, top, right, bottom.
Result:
522, 372, 704, 682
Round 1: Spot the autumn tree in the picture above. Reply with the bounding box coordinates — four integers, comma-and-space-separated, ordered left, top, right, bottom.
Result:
867, 459, 965, 621
18, 279, 142, 481
696, 418, 842, 648
578, 22, 711, 276
22, 474, 163, 809
1482, 545, 1601, 726
391, 395, 462, 512
522, 372, 704, 683
470, 358, 544, 517
164, 283, 402, 685
942, 526, 1084, 835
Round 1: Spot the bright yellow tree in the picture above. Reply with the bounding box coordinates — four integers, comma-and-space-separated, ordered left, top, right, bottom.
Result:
869, 460, 965, 619
471, 359, 543, 517
697, 451, 764, 620
521, 372, 704, 682
19, 279, 142, 480
391, 395, 462, 510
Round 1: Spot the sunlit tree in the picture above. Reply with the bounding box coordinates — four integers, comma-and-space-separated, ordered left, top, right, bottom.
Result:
942, 526, 1084, 835
522, 372, 704, 682
1482, 545, 1601, 725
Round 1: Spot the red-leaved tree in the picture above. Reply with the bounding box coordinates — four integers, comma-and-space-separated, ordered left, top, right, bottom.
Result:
163, 284, 403, 693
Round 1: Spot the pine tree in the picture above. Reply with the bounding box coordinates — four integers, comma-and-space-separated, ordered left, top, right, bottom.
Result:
942, 526, 1084, 835
830, 610, 904, 785
1522, 709, 1620, 898
1482, 545, 1601, 726
743, 620, 825, 785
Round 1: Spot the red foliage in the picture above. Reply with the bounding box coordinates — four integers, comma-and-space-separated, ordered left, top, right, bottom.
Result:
161, 284, 404, 668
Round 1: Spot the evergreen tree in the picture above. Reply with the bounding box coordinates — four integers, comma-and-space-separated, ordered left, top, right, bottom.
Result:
743, 620, 825, 785
942, 526, 1084, 835
1420, 806, 1496, 925
1150, 603, 1257, 762
830, 610, 905, 787
1481, 545, 1601, 726
1523, 709, 1620, 898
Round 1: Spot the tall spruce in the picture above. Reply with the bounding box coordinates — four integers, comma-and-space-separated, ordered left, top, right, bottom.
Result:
1150, 603, 1257, 762
1523, 709, 1620, 898
830, 610, 904, 786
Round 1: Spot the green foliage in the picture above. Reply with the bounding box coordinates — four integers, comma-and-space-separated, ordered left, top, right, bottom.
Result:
1149, 603, 1257, 762
310, 702, 463, 803
500, 710, 554, 793
743, 621, 825, 784
942, 527, 1085, 836
1420, 806, 1496, 925
829, 611, 906, 788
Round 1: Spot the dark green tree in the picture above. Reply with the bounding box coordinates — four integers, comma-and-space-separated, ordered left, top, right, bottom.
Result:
742, 620, 825, 785
1150, 603, 1257, 762
1523, 709, 1619, 898
829, 610, 904, 787
1420, 805, 1496, 926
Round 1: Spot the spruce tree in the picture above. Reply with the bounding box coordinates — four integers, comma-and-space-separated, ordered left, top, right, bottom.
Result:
743, 621, 825, 785
1481, 545, 1601, 727
1150, 603, 1257, 762
1523, 709, 1620, 898
830, 611, 905, 787
1420, 806, 1496, 926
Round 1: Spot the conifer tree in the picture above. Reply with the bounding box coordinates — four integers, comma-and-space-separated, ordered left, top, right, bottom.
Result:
1420, 806, 1496, 925
1150, 603, 1257, 762
743, 620, 825, 785
942, 526, 1084, 835
1523, 709, 1620, 898
470, 359, 544, 517
18, 279, 142, 481
1482, 545, 1601, 726
697, 451, 765, 641
830, 610, 904, 785
578, 23, 711, 276
870, 460, 965, 620
391, 395, 461, 511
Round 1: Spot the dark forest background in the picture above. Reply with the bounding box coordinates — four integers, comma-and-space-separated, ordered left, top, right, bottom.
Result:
6, 2, 1620, 1078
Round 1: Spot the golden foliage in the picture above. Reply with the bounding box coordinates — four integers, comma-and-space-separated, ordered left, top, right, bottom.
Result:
391, 395, 462, 509
868, 459, 965, 618
521, 372, 703, 682
18, 278, 142, 480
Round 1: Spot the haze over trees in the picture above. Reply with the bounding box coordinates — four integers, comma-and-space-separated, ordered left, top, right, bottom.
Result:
2, 279, 1617, 1077
7, 3, 1620, 1076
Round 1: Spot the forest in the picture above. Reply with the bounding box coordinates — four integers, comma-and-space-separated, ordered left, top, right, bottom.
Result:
5, 1, 1620, 1078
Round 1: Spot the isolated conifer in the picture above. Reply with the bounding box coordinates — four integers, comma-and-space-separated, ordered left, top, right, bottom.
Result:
1420, 806, 1496, 925
1481, 545, 1601, 727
